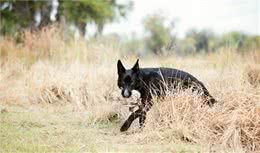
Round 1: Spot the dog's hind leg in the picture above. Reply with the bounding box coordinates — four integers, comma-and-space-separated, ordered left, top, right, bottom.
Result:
139, 111, 146, 127
197, 81, 217, 106
204, 96, 217, 107
138, 96, 153, 128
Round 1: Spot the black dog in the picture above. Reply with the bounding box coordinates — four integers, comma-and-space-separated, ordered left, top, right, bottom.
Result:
117, 59, 216, 132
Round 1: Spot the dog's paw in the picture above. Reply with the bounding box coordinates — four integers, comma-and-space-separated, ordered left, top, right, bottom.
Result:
120, 127, 127, 132
120, 122, 130, 132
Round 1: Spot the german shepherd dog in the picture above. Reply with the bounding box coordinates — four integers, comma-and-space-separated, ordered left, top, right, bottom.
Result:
117, 59, 217, 132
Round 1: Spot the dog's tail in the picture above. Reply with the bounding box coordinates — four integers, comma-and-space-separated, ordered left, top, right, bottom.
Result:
198, 81, 217, 107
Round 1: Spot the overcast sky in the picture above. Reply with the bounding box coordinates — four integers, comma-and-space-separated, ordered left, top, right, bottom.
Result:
103, 0, 259, 38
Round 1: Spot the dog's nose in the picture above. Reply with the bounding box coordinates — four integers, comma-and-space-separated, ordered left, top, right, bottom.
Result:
122, 89, 131, 98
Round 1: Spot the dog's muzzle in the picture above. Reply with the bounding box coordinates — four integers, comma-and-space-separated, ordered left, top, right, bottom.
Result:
121, 89, 132, 98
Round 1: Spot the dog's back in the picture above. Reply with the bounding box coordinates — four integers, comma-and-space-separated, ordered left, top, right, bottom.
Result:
139, 67, 216, 105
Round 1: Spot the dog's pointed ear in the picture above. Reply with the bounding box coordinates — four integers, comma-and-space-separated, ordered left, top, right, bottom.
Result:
132, 59, 139, 73
117, 60, 125, 75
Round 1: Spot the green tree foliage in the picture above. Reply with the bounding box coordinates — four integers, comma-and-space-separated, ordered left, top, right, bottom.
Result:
217, 31, 260, 51
177, 37, 196, 55
179, 30, 259, 54
243, 36, 260, 51
61, 0, 132, 36
0, 0, 132, 36
124, 33, 145, 55
0, 1, 47, 35
218, 32, 247, 50
185, 29, 215, 52
143, 13, 173, 54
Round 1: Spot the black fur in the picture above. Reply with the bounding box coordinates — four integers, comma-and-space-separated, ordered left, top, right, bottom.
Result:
117, 59, 217, 132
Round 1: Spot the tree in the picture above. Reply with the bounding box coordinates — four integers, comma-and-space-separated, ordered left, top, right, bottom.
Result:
185, 29, 215, 52
243, 36, 260, 51
143, 13, 174, 54
0, 1, 44, 35
218, 31, 248, 51
0, 0, 133, 37
60, 0, 132, 37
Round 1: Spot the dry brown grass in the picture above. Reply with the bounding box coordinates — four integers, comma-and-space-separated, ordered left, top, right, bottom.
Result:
145, 88, 260, 152
245, 65, 260, 88
0, 26, 260, 152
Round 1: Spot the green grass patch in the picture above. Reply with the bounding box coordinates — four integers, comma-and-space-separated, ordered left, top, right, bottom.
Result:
0, 105, 200, 152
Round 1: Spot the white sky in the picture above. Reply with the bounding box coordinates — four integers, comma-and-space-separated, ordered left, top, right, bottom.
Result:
103, 0, 260, 38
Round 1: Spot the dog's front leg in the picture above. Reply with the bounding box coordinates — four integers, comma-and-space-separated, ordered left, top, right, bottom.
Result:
120, 109, 142, 132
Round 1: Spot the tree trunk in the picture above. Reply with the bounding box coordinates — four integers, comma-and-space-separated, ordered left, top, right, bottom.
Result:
78, 22, 86, 37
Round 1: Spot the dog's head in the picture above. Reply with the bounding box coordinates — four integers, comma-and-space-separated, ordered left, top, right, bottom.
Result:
117, 59, 140, 98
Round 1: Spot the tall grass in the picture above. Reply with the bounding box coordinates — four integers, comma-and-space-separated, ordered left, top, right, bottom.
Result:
0, 25, 260, 152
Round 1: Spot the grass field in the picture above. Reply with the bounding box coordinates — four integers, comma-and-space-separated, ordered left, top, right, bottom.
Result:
0, 105, 201, 152
1, 26, 260, 152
